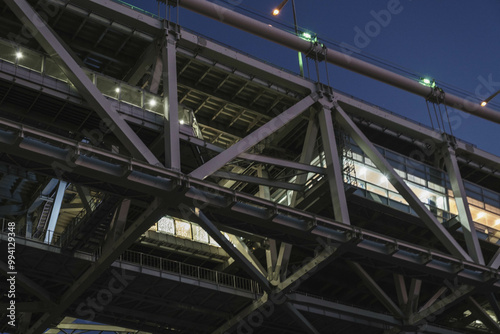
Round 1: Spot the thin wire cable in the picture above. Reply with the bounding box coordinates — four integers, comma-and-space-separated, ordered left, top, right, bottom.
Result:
425, 100, 435, 130
314, 49, 321, 83
306, 56, 311, 80
432, 103, 442, 132
443, 103, 454, 136
324, 47, 331, 87
437, 104, 447, 134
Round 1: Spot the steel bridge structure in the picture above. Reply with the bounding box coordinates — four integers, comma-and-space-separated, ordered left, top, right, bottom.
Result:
1, 0, 500, 333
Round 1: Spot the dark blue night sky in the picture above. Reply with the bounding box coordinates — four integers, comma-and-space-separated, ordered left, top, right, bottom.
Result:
122, 0, 500, 156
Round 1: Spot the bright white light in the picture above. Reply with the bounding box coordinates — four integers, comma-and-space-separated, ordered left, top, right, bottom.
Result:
358, 167, 366, 176
379, 175, 388, 184
115, 87, 120, 93
15, 52, 23, 59
494, 219, 500, 226
179, 120, 185, 125
419, 191, 430, 202
477, 212, 486, 219
149, 99, 157, 107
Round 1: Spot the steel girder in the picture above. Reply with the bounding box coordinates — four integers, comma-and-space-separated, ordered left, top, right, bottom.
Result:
0, 115, 498, 288
290, 111, 320, 206
441, 143, 485, 264
1, 103, 499, 332
162, 29, 181, 170
213, 171, 304, 191
317, 106, 350, 224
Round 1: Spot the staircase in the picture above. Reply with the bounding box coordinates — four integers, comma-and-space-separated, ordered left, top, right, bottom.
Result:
60, 195, 121, 253
33, 201, 53, 240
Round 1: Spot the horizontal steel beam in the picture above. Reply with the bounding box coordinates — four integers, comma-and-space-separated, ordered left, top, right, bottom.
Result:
289, 293, 401, 328
213, 171, 304, 191
0, 117, 498, 290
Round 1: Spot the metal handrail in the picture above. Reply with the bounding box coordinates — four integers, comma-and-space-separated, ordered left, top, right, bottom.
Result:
117, 249, 262, 294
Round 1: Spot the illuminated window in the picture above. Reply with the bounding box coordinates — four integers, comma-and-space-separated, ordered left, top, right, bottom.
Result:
175, 220, 192, 239
157, 217, 174, 234
192, 224, 209, 243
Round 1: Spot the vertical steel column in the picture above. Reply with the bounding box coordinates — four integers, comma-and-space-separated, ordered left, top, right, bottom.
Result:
265, 239, 277, 280
273, 242, 292, 283
290, 110, 319, 206
318, 107, 350, 224
257, 166, 278, 280
442, 143, 485, 265
257, 165, 271, 200
44, 180, 67, 244
393, 274, 408, 308
407, 279, 422, 315
162, 27, 181, 170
